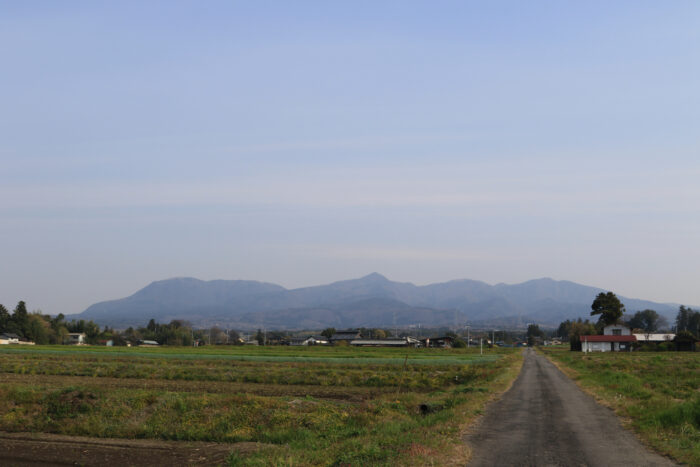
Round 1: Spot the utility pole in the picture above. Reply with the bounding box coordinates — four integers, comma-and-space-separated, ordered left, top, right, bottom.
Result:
466, 325, 471, 348
480, 338, 483, 355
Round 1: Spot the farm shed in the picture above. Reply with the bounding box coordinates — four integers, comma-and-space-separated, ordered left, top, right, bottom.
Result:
673, 333, 698, 352
350, 337, 420, 347
139, 340, 160, 347
633, 333, 675, 343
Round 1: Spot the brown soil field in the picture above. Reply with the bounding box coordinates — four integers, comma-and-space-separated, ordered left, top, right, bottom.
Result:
0, 431, 260, 466
0, 372, 395, 401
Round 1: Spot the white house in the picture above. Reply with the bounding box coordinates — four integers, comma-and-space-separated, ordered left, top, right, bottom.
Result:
67, 333, 86, 345
0, 333, 20, 345
580, 324, 636, 352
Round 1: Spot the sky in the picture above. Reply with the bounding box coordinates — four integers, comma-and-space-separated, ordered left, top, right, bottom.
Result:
1, 1, 699, 315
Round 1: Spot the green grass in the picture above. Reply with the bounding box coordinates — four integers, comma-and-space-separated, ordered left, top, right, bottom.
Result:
0, 344, 501, 365
540, 347, 700, 466
0, 345, 523, 466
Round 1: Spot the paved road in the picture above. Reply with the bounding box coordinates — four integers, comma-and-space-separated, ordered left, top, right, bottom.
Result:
465, 349, 677, 467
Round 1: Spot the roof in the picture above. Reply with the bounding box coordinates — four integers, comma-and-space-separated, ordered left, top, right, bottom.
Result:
331, 331, 361, 340
633, 333, 675, 342
0, 333, 20, 339
350, 339, 413, 346
580, 335, 636, 342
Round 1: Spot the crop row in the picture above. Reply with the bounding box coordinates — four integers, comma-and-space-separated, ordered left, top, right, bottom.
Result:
0, 353, 501, 390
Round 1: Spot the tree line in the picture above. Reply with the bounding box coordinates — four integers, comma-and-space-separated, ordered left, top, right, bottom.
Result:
0, 302, 240, 346
0, 301, 113, 345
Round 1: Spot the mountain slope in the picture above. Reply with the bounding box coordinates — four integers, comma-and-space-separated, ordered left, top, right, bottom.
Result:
73, 274, 683, 329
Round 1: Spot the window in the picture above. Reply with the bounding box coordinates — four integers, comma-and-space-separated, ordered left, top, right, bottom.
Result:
612, 329, 621, 336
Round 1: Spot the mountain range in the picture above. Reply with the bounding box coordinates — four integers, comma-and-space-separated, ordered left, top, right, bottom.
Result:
72, 273, 683, 330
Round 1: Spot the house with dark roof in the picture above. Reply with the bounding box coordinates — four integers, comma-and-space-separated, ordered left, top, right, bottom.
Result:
330, 329, 361, 344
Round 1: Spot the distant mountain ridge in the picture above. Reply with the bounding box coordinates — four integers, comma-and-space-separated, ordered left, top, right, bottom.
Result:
74, 273, 683, 329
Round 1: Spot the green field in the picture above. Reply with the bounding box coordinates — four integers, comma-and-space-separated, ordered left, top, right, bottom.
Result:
0, 345, 522, 466
540, 347, 700, 466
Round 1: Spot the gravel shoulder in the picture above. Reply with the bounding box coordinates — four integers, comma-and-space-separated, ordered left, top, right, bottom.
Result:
464, 348, 677, 467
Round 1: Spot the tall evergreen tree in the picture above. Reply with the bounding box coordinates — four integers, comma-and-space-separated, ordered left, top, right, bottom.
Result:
0, 304, 10, 333
590, 292, 625, 326
675, 305, 691, 332
10, 301, 30, 337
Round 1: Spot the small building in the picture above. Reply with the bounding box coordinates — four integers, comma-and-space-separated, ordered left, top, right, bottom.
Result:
673, 332, 698, 352
310, 335, 330, 345
420, 336, 454, 348
67, 333, 86, 345
350, 336, 420, 347
543, 338, 562, 346
289, 336, 316, 346
330, 329, 362, 345
289, 335, 330, 346
0, 333, 20, 345
139, 340, 160, 347
633, 333, 675, 343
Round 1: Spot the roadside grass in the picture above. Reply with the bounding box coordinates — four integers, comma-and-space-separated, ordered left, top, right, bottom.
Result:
540, 347, 699, 466
0, 345, 523, 466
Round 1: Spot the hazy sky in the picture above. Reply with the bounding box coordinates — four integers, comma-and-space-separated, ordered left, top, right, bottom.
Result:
2, 1, 699, 315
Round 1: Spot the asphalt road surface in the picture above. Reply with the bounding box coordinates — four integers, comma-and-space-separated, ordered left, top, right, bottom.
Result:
465, 348, 677, 467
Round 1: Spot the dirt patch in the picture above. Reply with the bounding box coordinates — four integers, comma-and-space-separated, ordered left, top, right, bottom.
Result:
0, 431, 262, 466
0, 372, 391, 402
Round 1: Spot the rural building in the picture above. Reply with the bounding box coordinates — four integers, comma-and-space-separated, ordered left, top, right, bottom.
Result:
580, 324, 635, 352
138, 340, 160, 347
330, 330, 362, 344
543, 338, 562, 346
311, 335, 330, 345
633, 333, 675, 343
67, 333, 86, 345
673, 333, 698, 352
289, 336, 331, 346
0, 333, 20, 344
350, 337, 420, 347
420, 336, 454, 348
289, 336, 313, 346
